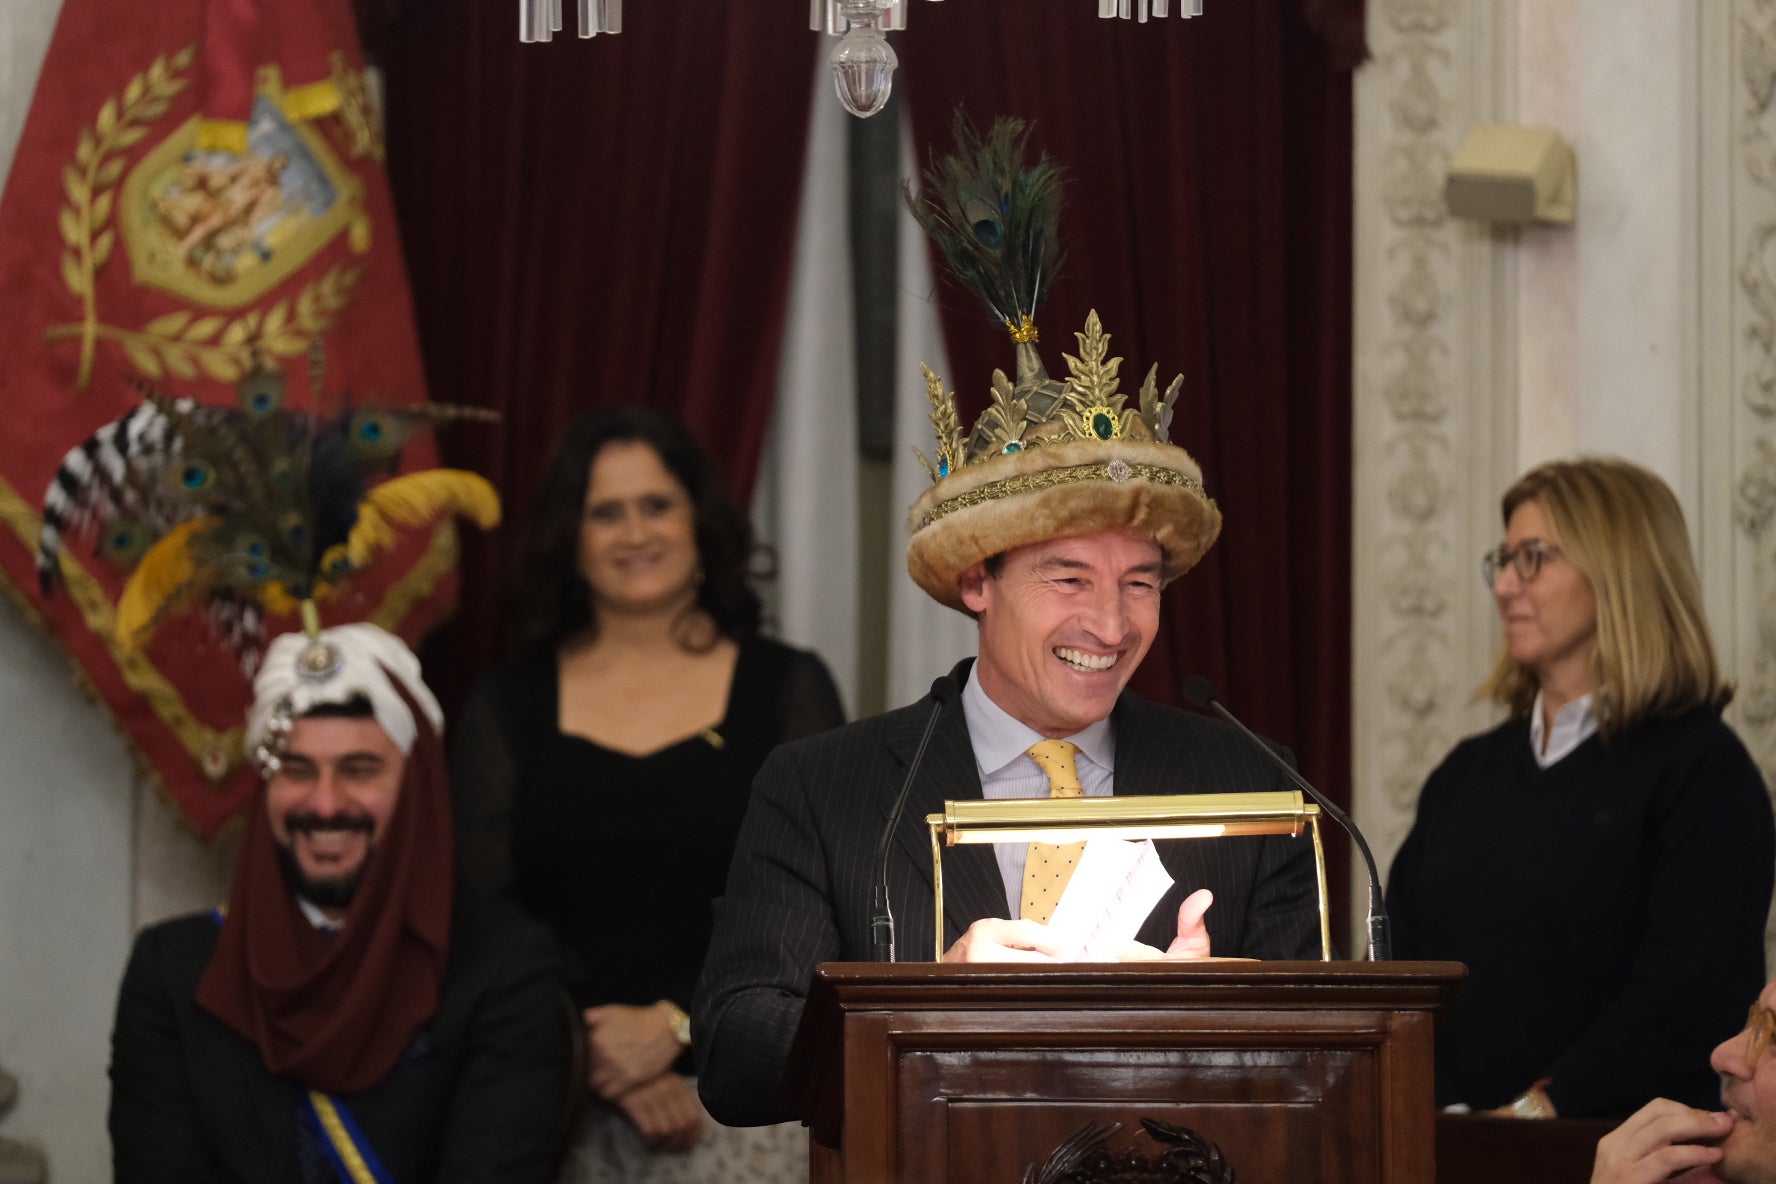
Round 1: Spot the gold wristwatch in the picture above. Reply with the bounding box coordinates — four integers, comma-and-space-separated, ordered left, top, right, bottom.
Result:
1506, 1084, 1556, 1119
661, 1000, 692, 1046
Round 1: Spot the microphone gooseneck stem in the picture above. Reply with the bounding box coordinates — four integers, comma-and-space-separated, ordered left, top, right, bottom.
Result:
869, 677, 955, 962
1192, 684, 1392, 961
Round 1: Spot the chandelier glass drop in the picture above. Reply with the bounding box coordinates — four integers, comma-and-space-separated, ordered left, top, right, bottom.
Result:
520, 0, 621, 42
812, 0, 1203, 118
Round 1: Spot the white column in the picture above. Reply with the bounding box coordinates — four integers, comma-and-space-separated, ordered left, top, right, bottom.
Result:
1513, 0, 1579, 468
0, 610, 132, 1183
1352, 0, 1518, 931
1572, 0, 1701, 513
755, 57, 861, 714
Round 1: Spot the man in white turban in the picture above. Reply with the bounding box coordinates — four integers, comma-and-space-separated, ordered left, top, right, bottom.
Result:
108, 624, 576, 1184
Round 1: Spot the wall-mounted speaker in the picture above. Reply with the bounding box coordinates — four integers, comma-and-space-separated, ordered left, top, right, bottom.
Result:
1444, 124, 1576, 225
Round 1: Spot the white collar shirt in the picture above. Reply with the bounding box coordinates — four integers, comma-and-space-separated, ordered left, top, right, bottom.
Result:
1528, 690, 1599, 769
961, 663, 1116, 916
296, 895, 346, 936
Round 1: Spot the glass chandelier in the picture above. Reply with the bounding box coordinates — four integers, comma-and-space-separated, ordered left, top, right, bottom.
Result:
813, 0, 1204, 118
517, 0, 1204, 118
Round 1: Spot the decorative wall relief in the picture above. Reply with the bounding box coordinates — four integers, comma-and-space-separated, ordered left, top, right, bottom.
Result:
1738, 4, 1776, 783
1733, 1, 1776, 957
1354, 0, 1468, 874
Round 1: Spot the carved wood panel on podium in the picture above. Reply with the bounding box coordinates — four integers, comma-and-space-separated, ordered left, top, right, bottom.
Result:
784, 961, 1466, 1184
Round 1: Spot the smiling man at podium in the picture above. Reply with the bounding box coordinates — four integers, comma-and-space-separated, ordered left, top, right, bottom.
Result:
692, 119, 1323, 1128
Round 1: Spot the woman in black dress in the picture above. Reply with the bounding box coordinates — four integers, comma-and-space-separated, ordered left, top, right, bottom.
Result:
452, 408, 844, 1182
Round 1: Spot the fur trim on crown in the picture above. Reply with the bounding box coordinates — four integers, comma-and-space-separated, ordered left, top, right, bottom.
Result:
905, 437, 1222, 612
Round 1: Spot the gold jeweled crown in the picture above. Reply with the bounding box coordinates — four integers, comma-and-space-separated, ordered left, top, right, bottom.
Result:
904, 311, 1219, 611
914, 309, 1187, 492
901, 117, 1220, 612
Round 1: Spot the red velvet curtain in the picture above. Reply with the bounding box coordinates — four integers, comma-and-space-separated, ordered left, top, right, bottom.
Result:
899, 1, 1357, 919
370, 2, 1357, 913
373, 2, 818, 710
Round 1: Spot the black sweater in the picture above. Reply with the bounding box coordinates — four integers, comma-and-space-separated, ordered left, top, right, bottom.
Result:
1387, 706, 1774, 1117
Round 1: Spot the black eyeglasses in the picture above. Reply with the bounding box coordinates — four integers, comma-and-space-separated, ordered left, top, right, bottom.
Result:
1480, 540, 1559, 587
1744, 1001, 1776, 1069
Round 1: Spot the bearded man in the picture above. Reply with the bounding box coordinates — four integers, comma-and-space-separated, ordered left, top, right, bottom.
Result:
108, 625, 574, 1183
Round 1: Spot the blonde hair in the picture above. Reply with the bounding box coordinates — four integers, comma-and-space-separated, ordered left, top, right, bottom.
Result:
1480, 456, 1731, 737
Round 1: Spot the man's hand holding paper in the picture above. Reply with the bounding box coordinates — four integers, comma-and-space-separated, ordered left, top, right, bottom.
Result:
942, 839, 1215, 963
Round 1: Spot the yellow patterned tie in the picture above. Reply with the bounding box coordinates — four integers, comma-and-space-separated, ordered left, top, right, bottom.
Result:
1021, 739, 1086, 924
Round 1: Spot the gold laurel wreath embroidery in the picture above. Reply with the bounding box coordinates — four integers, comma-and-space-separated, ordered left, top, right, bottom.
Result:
45, 46, 365, 388
52, 45, 194, 388
114, 265, 364, 382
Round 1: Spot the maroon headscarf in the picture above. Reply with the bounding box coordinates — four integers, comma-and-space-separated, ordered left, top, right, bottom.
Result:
196, 681, 454, 1095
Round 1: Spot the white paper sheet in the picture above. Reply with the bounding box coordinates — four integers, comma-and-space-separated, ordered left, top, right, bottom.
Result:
1042, 838, 1175, 961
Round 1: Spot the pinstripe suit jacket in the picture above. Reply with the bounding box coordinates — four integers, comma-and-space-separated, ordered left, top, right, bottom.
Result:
692, 659, 1322, 1127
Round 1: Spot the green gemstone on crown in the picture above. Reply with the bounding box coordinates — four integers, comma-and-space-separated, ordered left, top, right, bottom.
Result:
1091, 412, 1114, 440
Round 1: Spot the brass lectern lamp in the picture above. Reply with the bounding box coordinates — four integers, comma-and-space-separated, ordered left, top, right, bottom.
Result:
926, 791, 1334, 962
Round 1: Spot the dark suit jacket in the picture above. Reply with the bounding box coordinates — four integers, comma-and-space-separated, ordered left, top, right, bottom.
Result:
108, 901, 575, 1184
692, 660, 1322, 1126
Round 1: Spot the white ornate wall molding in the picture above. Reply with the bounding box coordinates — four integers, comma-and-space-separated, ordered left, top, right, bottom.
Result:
1352, 0, 1519, 929
1719, 1, 1776, 782
1711, 0, 1776, 956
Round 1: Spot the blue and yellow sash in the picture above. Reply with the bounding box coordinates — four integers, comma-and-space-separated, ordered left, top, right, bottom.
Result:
207, 906, 394, 1184
302, 1091, 395, 1184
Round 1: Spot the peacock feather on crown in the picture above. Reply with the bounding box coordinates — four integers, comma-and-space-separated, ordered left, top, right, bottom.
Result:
903, 114, 1184, 481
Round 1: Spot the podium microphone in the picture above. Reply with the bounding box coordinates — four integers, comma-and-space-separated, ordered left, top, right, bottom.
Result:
1182, 676, 1393, 961
870, 675, 960, 963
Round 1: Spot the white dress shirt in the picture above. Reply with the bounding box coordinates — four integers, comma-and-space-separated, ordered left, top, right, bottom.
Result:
1528, 690, 1599, 768
296, 895, 346, 936
961, 664, 1116, 916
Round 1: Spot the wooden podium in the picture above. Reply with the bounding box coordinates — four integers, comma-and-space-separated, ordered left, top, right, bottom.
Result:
781, 960, 1466, 1184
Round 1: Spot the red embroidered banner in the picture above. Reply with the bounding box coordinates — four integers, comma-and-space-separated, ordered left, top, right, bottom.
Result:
0, 0, 460, 837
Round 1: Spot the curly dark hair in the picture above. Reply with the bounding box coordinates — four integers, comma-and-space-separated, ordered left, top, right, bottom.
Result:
508, 407, 768, 656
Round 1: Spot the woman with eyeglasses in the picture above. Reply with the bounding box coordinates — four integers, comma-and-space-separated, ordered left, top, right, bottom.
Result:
1386, 456, 1774, 1121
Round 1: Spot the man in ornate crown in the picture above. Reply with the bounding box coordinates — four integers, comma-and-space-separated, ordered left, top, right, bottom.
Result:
693, 119, 1322, 1127
107, 622, 576, 1182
